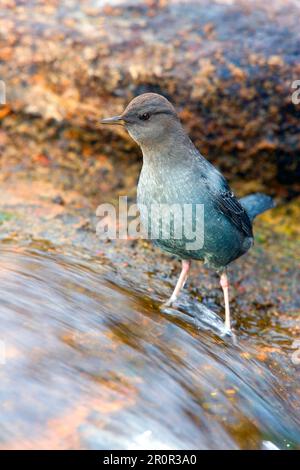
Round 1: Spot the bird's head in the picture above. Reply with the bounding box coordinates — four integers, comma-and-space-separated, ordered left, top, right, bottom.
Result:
100, 93, 180, 147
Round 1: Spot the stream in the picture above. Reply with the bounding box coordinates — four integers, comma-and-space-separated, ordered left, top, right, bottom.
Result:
0, 245, 299, 449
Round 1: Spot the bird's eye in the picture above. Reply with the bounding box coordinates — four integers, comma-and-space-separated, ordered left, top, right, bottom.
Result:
139, 112, 150, 121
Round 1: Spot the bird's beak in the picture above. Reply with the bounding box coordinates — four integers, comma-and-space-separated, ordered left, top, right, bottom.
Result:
100, 115, 125, 126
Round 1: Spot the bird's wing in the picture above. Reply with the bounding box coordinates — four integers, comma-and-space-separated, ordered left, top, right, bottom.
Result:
212, 185, 253, 238
193, 150, 253, 237
200, 158, 253, 237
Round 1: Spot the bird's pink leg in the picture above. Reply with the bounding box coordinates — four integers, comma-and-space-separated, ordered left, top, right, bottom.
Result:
220, 271, 231, 331
162, 260, 191, 307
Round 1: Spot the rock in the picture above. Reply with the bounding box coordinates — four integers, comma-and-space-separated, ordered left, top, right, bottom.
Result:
0, 0, 300, 194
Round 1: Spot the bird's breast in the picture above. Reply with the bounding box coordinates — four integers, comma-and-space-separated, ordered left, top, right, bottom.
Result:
137, 164, 250, 268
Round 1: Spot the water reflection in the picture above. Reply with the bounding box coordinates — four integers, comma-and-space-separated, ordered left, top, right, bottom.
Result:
0, 247, 299, 449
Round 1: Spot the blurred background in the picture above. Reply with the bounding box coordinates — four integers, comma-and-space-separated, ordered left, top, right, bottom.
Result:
0, 0, 299, 450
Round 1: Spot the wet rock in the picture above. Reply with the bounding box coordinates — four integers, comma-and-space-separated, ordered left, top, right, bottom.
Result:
0, 172, 299, 449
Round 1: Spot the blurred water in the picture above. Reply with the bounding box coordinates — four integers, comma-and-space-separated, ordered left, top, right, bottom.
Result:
0, 246, 299, 449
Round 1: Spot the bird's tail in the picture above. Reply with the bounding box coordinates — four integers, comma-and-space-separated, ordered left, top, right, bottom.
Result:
239, 193, 275, 221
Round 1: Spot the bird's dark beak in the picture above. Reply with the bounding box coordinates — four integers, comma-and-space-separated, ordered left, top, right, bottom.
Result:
100, 115, 125, 126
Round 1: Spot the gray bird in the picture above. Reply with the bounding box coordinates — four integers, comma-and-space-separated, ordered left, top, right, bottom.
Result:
101, 93, 274, 335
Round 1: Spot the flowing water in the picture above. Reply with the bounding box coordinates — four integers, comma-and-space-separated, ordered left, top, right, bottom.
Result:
0, 245, 299, 450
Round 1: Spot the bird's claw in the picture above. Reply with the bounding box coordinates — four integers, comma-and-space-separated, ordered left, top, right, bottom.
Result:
160, 296, 177, 310
220, 326, 237, 345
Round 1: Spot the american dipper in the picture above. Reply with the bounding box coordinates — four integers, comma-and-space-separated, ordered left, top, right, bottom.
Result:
101, 93, 274, 335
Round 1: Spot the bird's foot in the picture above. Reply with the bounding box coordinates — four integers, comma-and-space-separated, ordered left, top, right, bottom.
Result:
220, 325, 237, 345
160, 295, 177, 310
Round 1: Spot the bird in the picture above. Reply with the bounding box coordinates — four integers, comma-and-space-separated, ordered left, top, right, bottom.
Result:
101, 93, 274, 336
